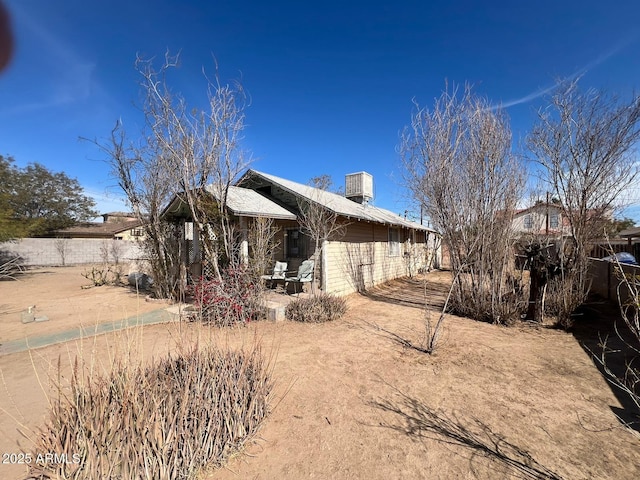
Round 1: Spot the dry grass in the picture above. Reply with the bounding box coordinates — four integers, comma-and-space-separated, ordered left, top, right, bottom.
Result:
285, 294, 347, 323
26, 341, 273, 479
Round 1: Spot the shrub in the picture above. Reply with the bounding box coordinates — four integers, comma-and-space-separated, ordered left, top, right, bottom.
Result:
285, 294, 347, 323
450, 287, 523, 326
82, 263, 126, 287
447, 272, 527, 326
28, 344, 273, 479
0, 251, 23, 280
544, 271, 585, 329
189, 265, 265, 326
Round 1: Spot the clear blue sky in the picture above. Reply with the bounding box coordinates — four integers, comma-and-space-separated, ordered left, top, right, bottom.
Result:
2, 0, 640, 222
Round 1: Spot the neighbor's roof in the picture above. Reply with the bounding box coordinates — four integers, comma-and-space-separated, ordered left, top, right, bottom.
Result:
163, 185, 297, 221
55, 220, 144, 238
239, 169, 436, 232
618, 226, 640, 238
514, 202, 563, 216
102, 211, 137, 217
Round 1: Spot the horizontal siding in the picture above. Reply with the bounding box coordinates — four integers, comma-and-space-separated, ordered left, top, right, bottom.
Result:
324, 221, 438, 296
325, 222, 375, 295
251, 218, 440, 296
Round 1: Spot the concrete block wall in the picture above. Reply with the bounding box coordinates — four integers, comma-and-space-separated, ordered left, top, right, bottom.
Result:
0, 238, 145, 266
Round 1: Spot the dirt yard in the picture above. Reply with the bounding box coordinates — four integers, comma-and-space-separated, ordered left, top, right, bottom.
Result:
1, 267, 639, 479
0, 265, 167, 346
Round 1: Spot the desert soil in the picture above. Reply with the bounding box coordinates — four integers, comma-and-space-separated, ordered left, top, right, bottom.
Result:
1, 267, 639, 479
0, 265, 167, 346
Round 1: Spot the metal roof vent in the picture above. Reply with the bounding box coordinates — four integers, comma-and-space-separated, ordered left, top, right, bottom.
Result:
345, 171, 373, 205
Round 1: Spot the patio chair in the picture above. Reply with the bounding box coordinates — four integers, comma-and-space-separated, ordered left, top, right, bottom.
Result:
284, 259, 315, 294
261, 261, 288, 288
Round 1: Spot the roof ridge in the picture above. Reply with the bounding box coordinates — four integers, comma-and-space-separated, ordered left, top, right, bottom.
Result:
244, 169, 436, 232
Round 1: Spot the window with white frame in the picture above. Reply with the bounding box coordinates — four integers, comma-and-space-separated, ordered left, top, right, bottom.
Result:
523, 214, 533, 230
549, 213, 559, 229
388, 227, 400, 256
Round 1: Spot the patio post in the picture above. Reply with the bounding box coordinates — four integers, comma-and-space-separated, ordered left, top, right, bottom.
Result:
240, 216, 249, 265
321, 239, 328, 292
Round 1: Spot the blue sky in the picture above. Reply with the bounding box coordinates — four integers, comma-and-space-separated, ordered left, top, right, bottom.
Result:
2, 0, 640, 222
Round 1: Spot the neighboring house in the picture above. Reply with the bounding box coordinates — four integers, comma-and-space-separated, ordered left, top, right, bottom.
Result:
54, 212, 145, 240
164, 169, 440, 296
512, 203, 571, 237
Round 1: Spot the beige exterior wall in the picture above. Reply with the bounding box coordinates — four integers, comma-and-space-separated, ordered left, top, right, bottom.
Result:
253, 218, 439, 296
114, 228, 145, 241
512, 205, 570, 236
323, 221, 439, 296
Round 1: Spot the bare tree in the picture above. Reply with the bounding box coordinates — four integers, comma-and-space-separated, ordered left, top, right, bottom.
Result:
248, 216, 280, 278
400, 84, 524, 324
110, 240, 124, 265
91, 52, 250, 299
528, 79, 640, 327
54, 237, 70, 266
297, 178, 347, 294
96, 120, 184, 299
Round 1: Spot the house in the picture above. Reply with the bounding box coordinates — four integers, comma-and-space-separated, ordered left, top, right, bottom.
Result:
54, 212, 145, 240
512, 202, 571, 237
164, 170, 440, 296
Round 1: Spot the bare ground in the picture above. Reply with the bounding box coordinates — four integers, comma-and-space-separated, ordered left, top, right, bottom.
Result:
0, 265, 168, 345
1, 267, 639, 479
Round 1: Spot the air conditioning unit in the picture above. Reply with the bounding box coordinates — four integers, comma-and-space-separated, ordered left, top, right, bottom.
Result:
345, 172, 373, 204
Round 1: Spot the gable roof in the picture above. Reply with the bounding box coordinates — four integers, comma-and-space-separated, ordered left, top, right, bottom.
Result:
208, 185, 297, 220
514, 203, 563, 216
238, 169, 436, 232
618, 226, 640, 238
162, 185, 297, 221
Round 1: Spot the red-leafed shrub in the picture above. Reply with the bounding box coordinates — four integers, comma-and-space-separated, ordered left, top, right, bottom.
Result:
189, 266, 265, 325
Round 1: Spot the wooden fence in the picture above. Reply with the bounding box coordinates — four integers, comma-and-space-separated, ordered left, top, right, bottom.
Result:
588, 257, 640, 307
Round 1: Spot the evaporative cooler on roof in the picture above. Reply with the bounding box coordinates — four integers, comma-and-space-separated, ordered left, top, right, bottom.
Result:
345, 171, 373, 205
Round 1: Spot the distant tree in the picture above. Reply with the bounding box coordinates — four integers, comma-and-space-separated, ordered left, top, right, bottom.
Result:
0, 156, 97, 238
528, 79, 640, 328
13, 162, 97, 235
309, 174, 333, 191
605, 217, 636, 236
0, 156, 24, 241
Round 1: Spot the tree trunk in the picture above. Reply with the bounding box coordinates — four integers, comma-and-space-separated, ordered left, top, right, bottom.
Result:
526, 261, 547, 323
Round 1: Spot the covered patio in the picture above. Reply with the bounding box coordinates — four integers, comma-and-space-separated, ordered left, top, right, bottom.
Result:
162, 185, 298, 280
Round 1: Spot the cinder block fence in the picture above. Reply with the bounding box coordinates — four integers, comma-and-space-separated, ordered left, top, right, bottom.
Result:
0, 238, 144, 266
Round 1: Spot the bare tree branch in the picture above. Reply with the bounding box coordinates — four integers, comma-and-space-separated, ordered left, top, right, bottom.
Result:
400, 84, 524, 324
528, 79, 640, 327
87, 52, 250, 298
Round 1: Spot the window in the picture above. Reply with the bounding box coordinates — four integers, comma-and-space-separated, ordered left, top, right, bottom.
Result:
549, 213, 559, 229
388, 228, 400, 256
131, 228, 144, 237
286, 228, 308, 258
523, 214, 533, 230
